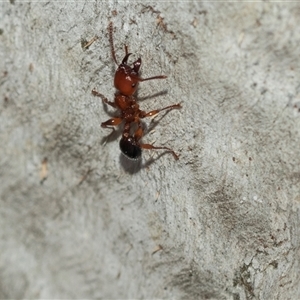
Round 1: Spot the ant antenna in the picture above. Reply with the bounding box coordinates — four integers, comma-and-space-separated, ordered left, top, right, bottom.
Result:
139, 75, 167, 82
108, 22, 118, 65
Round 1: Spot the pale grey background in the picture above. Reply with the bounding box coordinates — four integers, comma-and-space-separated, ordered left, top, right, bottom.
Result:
1, 1, 300, 299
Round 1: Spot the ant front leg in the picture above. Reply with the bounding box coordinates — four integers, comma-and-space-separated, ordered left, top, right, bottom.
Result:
92, 88, 116, 108
134, 123, 179, 160
140, 103, 181, 118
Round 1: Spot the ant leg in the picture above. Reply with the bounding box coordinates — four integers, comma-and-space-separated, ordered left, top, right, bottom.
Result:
140, 103, 181, 118
134, 122, 144, 140
134, 123, 179, 160
139, 143, 179, 160
92, 88, 116, 108
101, 117, 123, 128
101, 117, 123, 145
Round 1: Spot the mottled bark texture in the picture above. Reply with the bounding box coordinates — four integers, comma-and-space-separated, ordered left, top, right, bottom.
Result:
1, 2, 300, 299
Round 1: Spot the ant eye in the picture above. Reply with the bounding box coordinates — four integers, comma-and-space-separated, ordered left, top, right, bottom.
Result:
131, 83, 136, 88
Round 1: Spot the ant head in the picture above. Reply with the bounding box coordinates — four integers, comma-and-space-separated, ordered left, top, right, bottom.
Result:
114, 53, 142, 96
119, 135, 141, 160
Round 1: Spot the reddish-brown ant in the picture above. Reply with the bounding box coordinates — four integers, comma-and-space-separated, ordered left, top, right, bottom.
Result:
92, 22, 181, 160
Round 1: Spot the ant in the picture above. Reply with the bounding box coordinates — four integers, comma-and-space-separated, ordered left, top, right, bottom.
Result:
92, 22, 181, 160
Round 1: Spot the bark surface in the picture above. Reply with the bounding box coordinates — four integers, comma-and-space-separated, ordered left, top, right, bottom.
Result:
1, 2, 300, 299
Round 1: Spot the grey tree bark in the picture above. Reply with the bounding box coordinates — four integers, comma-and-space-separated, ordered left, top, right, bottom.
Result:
1, 1, 300, 299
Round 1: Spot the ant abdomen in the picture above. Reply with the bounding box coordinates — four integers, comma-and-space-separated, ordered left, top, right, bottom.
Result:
119, 136, 142, 160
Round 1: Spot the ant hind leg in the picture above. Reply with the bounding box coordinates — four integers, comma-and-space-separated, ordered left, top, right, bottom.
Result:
134, 117, 180, 160
140, 103, 181, 118
139, 143, 179, 160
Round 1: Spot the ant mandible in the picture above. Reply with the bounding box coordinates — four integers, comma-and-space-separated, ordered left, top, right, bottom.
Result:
92, 22, 181, 160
